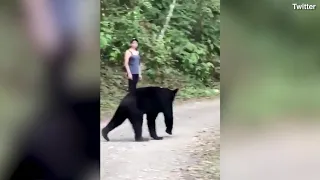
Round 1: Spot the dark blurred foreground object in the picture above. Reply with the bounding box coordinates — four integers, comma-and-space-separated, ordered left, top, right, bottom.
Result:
7, 44, 99, 180
4, 0, 100, 179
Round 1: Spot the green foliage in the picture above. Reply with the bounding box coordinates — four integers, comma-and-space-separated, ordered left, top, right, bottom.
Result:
100, 0, 220, 114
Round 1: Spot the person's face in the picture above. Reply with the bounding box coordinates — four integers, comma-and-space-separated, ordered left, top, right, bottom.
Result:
131, 40, 138, 48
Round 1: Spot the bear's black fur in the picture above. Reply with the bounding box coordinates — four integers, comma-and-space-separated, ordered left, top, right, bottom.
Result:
102, 86, 179, 141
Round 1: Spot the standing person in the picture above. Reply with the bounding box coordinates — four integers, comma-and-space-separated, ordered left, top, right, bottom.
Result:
124, 38, 142, 93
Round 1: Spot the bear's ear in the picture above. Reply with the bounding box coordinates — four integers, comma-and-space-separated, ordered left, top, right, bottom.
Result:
172, 88, 179, 96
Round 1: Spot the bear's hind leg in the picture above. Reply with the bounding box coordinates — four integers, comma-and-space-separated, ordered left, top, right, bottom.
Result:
128, 113, 148, 142
147, 113, 163, 140
102, 109, 127, 141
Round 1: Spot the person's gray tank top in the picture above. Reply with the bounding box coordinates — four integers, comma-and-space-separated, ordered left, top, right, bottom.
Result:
128, 50, 140, 74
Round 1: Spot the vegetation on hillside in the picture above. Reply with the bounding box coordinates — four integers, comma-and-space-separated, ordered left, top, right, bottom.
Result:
100, 0, 220, 113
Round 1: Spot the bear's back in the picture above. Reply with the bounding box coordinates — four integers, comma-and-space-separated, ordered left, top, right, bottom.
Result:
125, 87, 172, 113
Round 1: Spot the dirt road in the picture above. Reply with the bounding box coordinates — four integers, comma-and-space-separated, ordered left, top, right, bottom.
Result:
100, 98, 220, 180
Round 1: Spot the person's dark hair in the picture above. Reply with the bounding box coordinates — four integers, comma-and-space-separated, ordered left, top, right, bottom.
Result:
130, 38, 138, 43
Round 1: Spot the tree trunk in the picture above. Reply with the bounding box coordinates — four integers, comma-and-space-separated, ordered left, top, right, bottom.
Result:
157, 0, 176, 41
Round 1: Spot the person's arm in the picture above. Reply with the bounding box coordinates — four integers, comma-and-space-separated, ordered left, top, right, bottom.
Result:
124, 50, 131, 75
138, 52, 142, 76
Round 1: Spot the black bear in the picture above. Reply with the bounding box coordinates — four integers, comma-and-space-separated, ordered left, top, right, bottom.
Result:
102, 86, 179, 141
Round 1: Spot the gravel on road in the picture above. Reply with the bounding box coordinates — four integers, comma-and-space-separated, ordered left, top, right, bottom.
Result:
100, 98, 220, 180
